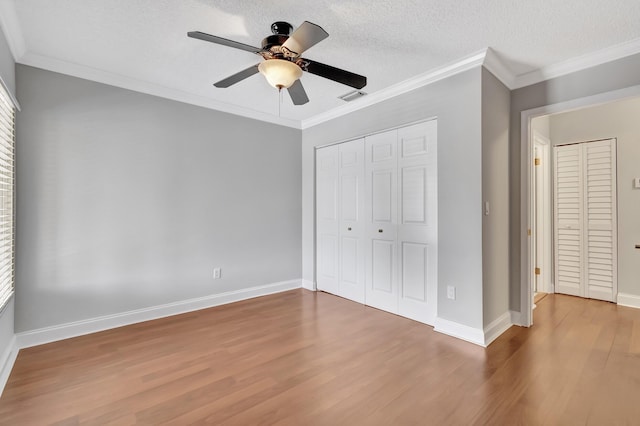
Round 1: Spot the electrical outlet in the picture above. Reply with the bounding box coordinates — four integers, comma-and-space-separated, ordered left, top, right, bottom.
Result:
213, 267, 221, 279
447, 286, 456, 300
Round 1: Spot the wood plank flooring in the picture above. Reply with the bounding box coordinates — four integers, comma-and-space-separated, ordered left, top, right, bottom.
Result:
1, 290, 639, 425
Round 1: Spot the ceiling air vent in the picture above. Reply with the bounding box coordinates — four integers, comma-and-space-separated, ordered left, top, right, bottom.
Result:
338, 90, 367, 102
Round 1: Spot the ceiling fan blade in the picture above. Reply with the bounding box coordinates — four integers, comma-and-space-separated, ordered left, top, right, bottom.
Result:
214, 64, 260, 88
287, 80, 309, 105
282, 21, 329, 56
188, 31, 262, 54
301, 59, 367, 89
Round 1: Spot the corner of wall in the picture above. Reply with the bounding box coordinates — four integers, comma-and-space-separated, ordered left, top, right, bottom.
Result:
0, 335, 18, 396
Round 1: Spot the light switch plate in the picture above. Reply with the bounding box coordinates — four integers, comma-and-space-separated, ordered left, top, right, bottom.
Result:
634, 178, 640, 189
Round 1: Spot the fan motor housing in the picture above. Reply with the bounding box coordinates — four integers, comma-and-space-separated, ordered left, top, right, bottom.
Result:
262, 34, 289, 51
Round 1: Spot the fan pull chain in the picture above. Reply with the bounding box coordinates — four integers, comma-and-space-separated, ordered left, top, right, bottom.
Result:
278, 87, 282, 117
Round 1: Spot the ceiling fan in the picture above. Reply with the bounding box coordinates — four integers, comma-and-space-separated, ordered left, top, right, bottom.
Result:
187, 21, 367, 105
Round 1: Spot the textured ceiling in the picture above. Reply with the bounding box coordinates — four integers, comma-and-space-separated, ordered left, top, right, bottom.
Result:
6, 0, 640, 126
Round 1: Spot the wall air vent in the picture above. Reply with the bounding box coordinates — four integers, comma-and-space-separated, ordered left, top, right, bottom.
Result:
338, 90, 367, 102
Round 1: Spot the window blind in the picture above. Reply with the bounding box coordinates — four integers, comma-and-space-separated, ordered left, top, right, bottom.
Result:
0, 83, 14, 310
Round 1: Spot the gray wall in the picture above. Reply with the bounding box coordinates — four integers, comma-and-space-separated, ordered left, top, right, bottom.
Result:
0, 26, 15, 365
549, 97, 640, 297
481, 69, 510, 327
15, 65, 302, 332
509, 52, 640, 312
303, 68, 485, 329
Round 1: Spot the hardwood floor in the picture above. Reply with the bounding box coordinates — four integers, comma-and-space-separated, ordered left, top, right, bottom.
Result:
1, 290, 639, 425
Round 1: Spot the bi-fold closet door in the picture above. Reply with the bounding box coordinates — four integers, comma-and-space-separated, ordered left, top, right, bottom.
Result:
554, 139, 617, 302
316, 120, 437, 325
316, 139, 366, 303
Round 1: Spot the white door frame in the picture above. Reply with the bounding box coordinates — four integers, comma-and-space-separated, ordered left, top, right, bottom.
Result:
533, 133, 552, 295
520, 84, 640, 327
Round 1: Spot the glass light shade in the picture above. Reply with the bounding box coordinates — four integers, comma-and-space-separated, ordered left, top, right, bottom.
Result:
258, 59, 302, 89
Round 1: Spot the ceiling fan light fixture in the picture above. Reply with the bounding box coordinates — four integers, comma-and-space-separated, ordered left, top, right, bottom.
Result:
258, 59, 302, 89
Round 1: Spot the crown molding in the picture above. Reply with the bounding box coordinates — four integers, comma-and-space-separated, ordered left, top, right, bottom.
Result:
301, 49, 488, 129
482, 47, 516, 89
513, 36, 640, 89
18, 52, 302, 129
0, 0, 26, 61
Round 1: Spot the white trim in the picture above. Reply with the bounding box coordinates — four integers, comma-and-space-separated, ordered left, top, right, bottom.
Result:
434, 317, 485, 347
0, 335, 18, 397
483, 48, 517, 89
617, 293, 640, 309
513, 37, 640, 89
483, 312, 512, 346
510, 310, 524, 327
301, 49, 488, 129
301, 280, 316, 291
16, 279, 302, 349
18, 53, 301, 129
0, 0, 26, 61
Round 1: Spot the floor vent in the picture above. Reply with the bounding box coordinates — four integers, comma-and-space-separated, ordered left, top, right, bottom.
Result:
338, 90, 367, 102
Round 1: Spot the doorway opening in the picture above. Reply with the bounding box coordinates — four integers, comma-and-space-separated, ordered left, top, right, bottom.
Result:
521, 88, 640, 326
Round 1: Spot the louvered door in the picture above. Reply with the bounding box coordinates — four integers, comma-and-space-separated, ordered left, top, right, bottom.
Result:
583, 140, 617, 302
554, 144, 583, 297
553, 139, 617, 302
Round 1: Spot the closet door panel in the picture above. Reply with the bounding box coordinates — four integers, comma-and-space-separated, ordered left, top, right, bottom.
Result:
554, 144, 584, 297
397, 121, 437, 325
365, 130, 398, 313
338, 139, 366, 304
584, 139, 617, 302
316, 145, 340, 295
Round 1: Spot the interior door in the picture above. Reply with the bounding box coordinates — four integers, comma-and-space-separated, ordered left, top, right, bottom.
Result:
397, 121, 437, 325
364, 129, 398, 313
338, 139, 366, 303
316, 145, 340, 295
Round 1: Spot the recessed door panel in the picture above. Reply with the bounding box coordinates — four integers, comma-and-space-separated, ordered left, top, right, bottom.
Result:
372, 170, 393, 223
341, 175, 359, 222
401, 166, 427, 225
341, 236, 359, 285
318, 234, 337, 280
317, 176, 337, 221
372, 240, 394, 293
401, 242, 428, 302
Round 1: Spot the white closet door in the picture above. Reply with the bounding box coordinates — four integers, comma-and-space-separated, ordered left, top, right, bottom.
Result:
338, 139, 366, 303
554, 144, 583, 297
397, 121, 437, 325
316, 145, 340, 295
553, 139, 617, 302
364, 129, 399, 313
584, 139, 617, 302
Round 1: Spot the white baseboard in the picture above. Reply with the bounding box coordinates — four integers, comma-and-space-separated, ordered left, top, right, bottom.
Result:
483, 312, 513, 346
302, 280, 316, 291
617, 293, 640, 309
510, 310, 525, 326
434, 317, 485, 347
0, 335, 18, 396
16, 279, 302, 349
